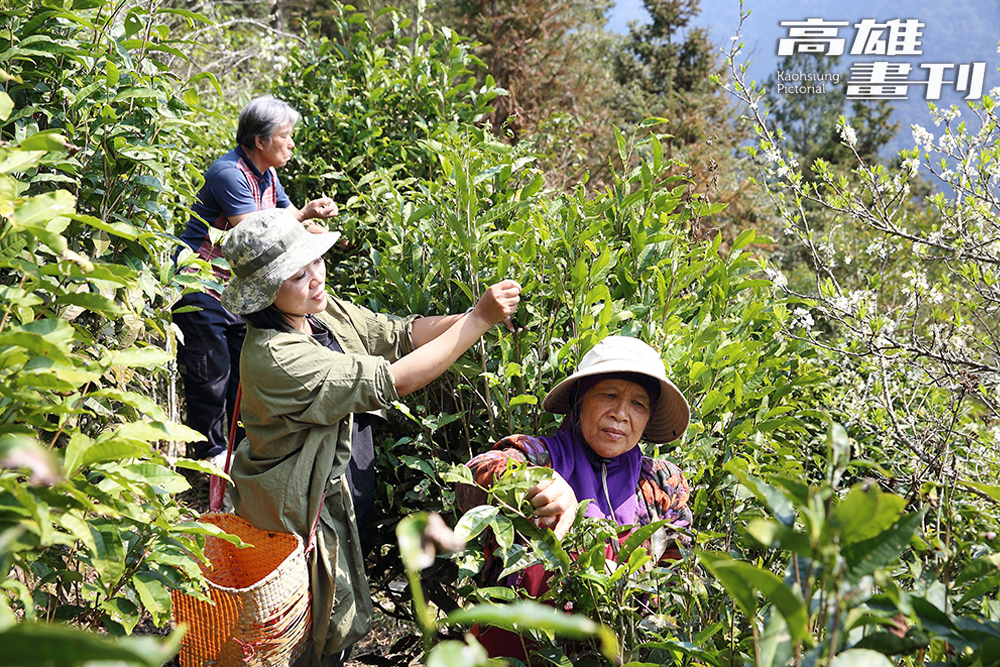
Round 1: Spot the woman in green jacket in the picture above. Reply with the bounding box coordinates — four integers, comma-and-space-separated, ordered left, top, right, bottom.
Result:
219, 208, 521, 666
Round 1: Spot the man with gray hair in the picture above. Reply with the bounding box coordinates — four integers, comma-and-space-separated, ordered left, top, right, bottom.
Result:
174, 95, 337, 469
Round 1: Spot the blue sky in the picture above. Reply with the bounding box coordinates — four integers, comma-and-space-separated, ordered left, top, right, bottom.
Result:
606, 0, 1000, 81
605, 0, 1000, 153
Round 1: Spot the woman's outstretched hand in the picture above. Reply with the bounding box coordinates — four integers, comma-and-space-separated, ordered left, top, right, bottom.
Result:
301, 196, 339, 220
470, 280, 521, 330
390, 280, 520, 396
528, 473, 578, 540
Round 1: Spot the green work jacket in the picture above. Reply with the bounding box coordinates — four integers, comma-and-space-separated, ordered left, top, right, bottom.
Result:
230, 295, 417, 657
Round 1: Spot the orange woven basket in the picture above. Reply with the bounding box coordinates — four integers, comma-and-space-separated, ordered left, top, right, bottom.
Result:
172, 513, 312, 667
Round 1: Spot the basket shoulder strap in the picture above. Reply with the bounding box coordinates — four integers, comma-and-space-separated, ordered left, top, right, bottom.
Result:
224, 383, 242, 474
305, 490, 326, 555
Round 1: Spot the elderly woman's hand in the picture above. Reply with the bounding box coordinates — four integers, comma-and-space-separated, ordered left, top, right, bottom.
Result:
527, 472, 578, 540
470, 280, 521, 330
300, 197, 339, 221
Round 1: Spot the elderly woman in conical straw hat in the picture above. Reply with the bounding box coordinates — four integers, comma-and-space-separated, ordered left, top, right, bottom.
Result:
457, 335, 692, 659
219, 208, 521, 667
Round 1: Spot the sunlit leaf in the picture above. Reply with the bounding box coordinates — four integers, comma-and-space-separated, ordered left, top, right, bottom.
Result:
124, 463, 190, 494
8, 189, 74, 227
0, 622, 181, 667
106, 346, 174, 369
731, 228, 756, 253
829, 649, 896, 667
444, 602, 618, 659
440, 463, 474, 485
843, 511, 924, 583
55, 512, 96, 553
619, 518, 676, 565
57, 291, 125, 317
0, 91, 13, 121
834, 485, 906, 545
725, 462, 795, 527
107, 421, 205, 445
89, 520, 126, 587
19, 130, 70, 152
454, 505, 499, 542
483, 515, 510, 552
700, 551, 810, 644
100, 595, 140, 633
961, 480, 1000, 504
426, 639, 489, 667
0, 150, 45, 174
131, 572, 172, 626
0, 434, 61, 485
67, 213, 141, 240
758, 610, 793, 667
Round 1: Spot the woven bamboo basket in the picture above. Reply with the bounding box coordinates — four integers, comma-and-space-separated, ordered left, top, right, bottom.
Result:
172, 513, 312, 667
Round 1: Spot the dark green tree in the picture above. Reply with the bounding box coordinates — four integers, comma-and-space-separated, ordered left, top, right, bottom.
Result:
436, 0, 626, 187
813, 99, 900, 166
764, 53, 845, 159
764, 53, 899, 170
612, 0, 755, 237
612, 0, 725, 133
615, 0, 710, 81
445, 0, 612, 140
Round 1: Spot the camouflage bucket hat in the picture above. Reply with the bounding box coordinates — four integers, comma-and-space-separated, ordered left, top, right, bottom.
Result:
220, 209, 341, 314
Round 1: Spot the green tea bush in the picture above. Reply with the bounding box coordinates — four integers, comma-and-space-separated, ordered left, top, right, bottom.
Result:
9, 1, 999, 665
662, 9, 1000, 666
325, 113, 830, 663
269, 4, 502, 227
0, 0, 233, 658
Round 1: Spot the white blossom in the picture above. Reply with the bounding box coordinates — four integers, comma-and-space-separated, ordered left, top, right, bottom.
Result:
764, 266, 788, 288
839, 123, 858, 147
792, 307, 815, 330
961, 160, 978, 183
904, 269, 929, 294
986, 161, 1000, 185
932, 107, 961, 126
831, 295, 852, 314
912, 125, 934, 152
830, 290, 873, 317
864, 240, 888, 259
938, 133, 958, 153
872, 317, 898, 347
927, 323, 946, 348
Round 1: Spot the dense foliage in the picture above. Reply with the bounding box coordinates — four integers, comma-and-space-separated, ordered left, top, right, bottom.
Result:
2, 1, 1000, 666
707, 9, 1000, 667
0, 0, 240, 661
